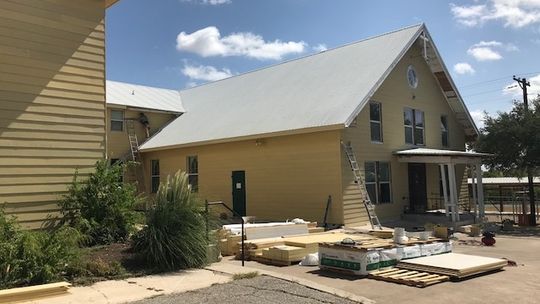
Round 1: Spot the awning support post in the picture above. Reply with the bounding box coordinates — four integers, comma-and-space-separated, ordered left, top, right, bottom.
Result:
476, 164, 485, 220
440, 164, 450, 220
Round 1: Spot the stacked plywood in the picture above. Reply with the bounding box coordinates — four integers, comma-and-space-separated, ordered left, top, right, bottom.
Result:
0, 282, 71, 303
397, 253, 508, 278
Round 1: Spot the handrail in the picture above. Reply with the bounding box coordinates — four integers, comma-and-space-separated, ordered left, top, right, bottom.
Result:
205, 200, 251, 266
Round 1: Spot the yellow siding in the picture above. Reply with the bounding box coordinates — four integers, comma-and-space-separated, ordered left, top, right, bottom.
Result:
142, 130, 344, 225
341, 44, 467, 225
106, 108, 177, 160
0, 0, 106, 228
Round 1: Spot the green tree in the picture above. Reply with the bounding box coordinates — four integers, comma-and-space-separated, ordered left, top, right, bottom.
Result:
59, 160, 139, 245
476, 99, 540, 225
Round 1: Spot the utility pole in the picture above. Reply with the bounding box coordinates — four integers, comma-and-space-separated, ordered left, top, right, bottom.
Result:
512, 75, 536, 226
513, 75, 530, 109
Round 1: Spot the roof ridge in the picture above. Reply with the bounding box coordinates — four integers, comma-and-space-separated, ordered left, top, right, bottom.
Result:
107, 79, 181, 93
180, 23, 424, 92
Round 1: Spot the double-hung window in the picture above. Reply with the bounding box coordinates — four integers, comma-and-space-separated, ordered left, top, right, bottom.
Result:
110, 110, 124, 132
441, 115, 449, 147
187, 156, 198, 192
150, 160, 160, 193
404, 108, 424, 145
364, 161, 392, 204
369, 102, 383, 142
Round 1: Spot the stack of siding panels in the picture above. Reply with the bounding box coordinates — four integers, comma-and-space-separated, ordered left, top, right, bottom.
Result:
397, 253, 508, 278
0, 282, 71, 303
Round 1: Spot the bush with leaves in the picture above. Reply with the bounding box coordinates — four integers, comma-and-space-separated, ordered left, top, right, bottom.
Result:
132, 171, 209, 271
60, 160, 139, 246
0, 210, 82, 289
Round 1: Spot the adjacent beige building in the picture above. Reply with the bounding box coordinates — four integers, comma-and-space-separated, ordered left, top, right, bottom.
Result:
139, 24, 484, 227
0, 0, 118, 228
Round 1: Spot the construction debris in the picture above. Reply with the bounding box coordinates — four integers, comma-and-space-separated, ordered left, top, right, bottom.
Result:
0, 282, 71, 303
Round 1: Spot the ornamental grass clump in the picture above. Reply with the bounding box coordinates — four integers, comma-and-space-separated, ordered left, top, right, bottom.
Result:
132, 171, 208, 271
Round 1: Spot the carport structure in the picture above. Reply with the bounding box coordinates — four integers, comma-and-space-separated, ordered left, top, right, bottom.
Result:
394, 148, 491, 223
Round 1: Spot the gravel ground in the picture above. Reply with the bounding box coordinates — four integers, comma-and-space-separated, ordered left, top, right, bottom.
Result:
131, 275, 359, 304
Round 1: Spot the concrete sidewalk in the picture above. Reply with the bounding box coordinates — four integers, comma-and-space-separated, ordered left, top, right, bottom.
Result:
23, 269, 230, 304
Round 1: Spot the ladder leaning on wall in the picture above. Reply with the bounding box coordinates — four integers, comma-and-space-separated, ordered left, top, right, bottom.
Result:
125, 119, 146, 193
341, 141, 382, 230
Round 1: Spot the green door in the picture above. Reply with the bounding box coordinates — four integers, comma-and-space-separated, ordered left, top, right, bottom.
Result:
232, 171, 246, 216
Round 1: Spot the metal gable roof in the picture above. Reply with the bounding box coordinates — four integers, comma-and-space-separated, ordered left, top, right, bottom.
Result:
106, 80, 184, 114
140, 24, 426, 151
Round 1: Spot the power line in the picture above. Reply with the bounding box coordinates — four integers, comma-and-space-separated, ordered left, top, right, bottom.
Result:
459, 71, 540, 89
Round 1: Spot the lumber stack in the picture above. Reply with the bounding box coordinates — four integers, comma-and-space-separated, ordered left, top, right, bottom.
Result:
0, 282, 71, 303
397, 253, 508, 278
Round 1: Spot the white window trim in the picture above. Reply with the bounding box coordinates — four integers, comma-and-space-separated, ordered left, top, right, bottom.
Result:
187, 155, 199, 192
364, 161, 392, 204
404, 108, 425, 146
110, 110, 124, 132
441, 115, 449, 147
369, 101, 383, 143
150, 159, 160, 193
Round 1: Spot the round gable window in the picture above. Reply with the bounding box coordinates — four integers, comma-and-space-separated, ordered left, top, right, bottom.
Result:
407, 65, 418, 89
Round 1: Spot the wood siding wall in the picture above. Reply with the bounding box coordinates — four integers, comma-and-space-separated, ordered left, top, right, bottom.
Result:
0, 0, 106, 228
341, 44, 467, 225
142, 130, 344, 225
106, 108, 177, 160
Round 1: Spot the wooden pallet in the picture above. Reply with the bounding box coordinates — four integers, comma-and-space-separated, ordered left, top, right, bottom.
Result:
368, 267, 449, 288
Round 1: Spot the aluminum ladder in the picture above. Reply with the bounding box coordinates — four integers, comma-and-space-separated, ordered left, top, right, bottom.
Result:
341, 142, 382, 230
126, 120, 140, 161
124, 119, 146, 193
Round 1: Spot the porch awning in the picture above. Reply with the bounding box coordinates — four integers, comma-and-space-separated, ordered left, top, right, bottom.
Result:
393, 148, 491, 164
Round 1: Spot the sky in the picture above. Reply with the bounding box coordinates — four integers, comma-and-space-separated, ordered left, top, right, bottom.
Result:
106, 0, 540, 129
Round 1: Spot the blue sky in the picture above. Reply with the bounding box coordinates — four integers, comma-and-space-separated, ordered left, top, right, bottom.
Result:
106, 0, 540, 128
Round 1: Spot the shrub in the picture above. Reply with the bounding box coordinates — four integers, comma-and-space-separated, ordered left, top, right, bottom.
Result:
59, 160, 139, 245
0, 210, 82, 289
132, 171, 209, 271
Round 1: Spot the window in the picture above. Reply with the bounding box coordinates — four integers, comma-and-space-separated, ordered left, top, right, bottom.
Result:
364, 161, 392, 204
151, 159, 160, 193
369, 102, 383, 142
110, 110, 124, 132
187, 156, 198, 192
441, 115, 449, 147
404, 108, 424, 145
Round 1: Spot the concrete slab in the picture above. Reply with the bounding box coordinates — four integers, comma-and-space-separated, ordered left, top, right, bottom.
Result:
22, 269, 230, 304
217, 234, 540, 304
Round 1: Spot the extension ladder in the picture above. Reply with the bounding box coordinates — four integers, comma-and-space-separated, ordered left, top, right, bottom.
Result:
124, 119, 146, 193
341, 142, 382, 230
126, 119, 140, 161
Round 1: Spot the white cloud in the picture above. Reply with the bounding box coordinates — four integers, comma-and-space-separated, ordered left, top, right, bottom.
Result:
181, 0, 231, 5
467, 46, 502, 61
469, 110, 486, 129
181, 64, 234, 82
450, 0, 540, 28
176, 26, 306, 60
503, 73, 540, 97
466, 40, 518, 61
453, 62, 476, 75
312, 43, 327, 52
